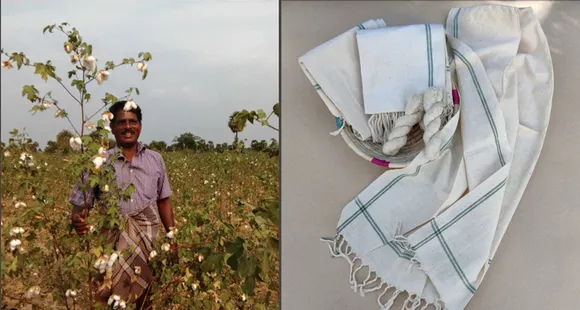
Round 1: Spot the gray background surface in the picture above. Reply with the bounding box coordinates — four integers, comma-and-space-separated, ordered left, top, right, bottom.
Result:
281, 1, 580, 309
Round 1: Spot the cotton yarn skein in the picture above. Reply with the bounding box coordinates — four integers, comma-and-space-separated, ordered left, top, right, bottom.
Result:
422, 87, 448, 159
381, 94, 424, 155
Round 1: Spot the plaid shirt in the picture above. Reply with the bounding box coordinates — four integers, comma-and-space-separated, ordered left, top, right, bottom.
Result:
69, 142, 172, 214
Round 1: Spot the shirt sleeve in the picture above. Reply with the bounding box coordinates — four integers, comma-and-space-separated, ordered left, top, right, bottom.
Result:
157, 155, 172, 200
69, 171, 97, 209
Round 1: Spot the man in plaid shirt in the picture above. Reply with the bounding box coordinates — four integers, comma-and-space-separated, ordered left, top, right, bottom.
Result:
69, 100, 177, 309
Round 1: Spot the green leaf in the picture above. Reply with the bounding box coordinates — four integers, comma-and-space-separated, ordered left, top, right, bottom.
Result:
142, 69, 148, 80
273, 103, 280, 117
142, 52, 152, 61
104, 92, 118, 104
135, 88, 140, 95
43, 24, 56, 34
11, 53, 26, 69
226, 254, 239, 270
33, 63, 49, 81
225, 237, 244, 257
257, 109, 267, 119
71, 79, 85, 92
261, 120, 269, 126
88, 175, 100, 187
243, 275, 256, 296
68, 70, 76, 78
21, 85, 39, 102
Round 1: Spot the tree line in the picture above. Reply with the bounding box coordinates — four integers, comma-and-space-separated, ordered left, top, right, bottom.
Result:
1, 129, 279, 157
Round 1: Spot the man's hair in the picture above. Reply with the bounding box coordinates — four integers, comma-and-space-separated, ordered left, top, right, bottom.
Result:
108, 100, 142, 123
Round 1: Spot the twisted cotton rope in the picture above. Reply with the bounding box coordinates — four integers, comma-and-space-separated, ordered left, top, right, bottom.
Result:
421, 87, 448, 159
381, 87, 453, 159
381, 94, 425, 155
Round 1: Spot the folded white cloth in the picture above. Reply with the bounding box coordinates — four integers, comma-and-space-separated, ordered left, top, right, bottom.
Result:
357, 24, 447, 114
323, 4, 553, 310
299, 19, 387, 141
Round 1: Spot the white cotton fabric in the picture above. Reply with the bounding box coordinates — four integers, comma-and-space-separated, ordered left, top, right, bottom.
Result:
357, 24, 448, 114
299, 19, 387, 141
325, 4, 554, 310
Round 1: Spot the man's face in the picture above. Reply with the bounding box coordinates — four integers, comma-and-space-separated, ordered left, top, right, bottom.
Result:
111, 110, 142, 147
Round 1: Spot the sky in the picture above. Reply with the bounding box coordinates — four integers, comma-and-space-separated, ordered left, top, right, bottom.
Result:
1, 0, 279, 148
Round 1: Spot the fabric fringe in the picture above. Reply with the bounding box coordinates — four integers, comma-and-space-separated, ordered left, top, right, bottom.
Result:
320, 234, 446, 310
368, 112, 406, 144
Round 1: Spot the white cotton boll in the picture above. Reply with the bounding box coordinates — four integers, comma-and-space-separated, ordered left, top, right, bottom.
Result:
161, 243, 171, 252
96, 70, 110, 85
103, 184, 109, 192
10, 227, 24, 236
149, 250, 158, 259
70, 55, 79, 64
20, 152, 33, 162
10, 239, 21, 251
92, 155, 105, 169
108, 295, 119, 305
27, 286, 40, 298
102, 111, 114, 122
3, 151, 10, 157
40, 101, 53, 109
107, 252, 118, 267
83, 55, 96, 72
123, 100, 138, 111
98, 147, 106, 155
14, 201, 26, 208
104, 125, 112, 132
69, 137, 82, 151
137, 62, 147, 72
166, 231, 174, 239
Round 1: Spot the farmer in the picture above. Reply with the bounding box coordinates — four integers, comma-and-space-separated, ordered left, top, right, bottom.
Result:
69, 100, 177, 308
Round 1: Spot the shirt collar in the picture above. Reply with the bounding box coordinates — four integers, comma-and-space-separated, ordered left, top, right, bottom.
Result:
111, 142, 147, 159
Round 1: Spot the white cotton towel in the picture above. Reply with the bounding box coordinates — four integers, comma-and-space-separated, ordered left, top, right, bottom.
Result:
299, 19, 387, 141
357, 23, 448, 114
323, 4, 554, 310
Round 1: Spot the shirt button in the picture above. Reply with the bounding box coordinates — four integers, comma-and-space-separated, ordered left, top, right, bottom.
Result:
130, 169, 133, 173
130, 199, 134, 202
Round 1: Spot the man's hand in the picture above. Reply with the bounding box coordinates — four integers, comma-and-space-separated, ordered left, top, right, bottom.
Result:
71, 207, 89, 235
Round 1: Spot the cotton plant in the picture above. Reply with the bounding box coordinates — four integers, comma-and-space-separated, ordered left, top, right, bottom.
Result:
1, 21, 152, 309
1, 20, 279, 310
